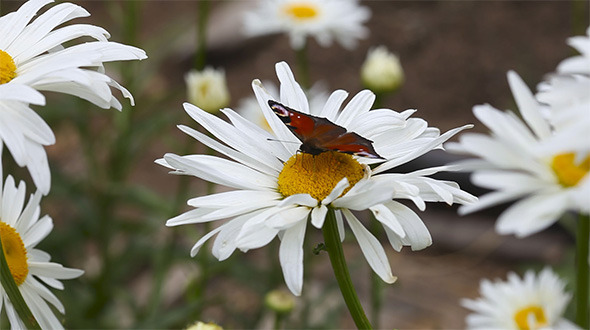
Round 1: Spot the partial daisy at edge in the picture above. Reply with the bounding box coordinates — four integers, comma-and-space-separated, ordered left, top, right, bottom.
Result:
157, 61, 477, 296
446, 70, 590, 238
0, 146, 84, 330
461, 268, 579, 330
0, 0, 147, 195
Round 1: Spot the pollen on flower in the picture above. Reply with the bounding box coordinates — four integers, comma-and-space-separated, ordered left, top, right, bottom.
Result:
0, 50, 17, 84
0, 222, 29, 285
513, 305, 548, 330
283, 2, 319, 20
277, 151, 364, 201
551, 152, 589, 187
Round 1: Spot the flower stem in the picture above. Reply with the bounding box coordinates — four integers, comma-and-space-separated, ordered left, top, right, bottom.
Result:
195, 0, 210, 70
295, 42, 311, 90
0, 235, 40, 329
321, 209, 373, 329
575, 214, 589, 328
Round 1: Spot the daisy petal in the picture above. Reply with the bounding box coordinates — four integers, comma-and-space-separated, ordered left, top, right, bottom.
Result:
279, 220, 307, 296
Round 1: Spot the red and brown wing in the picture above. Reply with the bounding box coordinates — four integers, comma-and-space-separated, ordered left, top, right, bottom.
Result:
268, 100, 383, 159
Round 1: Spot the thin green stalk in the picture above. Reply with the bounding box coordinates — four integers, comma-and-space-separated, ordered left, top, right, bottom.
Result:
575, 214, 589, 328
295, 43, 310, 90
321, 209, 372, 329
195, 0, 210, 70
0, 235, 39, 329
273, 312, 285, 330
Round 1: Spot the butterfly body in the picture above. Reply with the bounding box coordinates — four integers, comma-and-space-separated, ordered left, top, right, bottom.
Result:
268, 100, 384, 159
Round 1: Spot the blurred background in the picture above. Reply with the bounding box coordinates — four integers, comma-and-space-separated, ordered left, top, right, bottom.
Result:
1, 0, 588, 328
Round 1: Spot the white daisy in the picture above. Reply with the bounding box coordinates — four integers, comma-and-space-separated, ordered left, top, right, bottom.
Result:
157, 61, 475, 296
448, 71, 590, 237
0, 147, 84, 330
462, 268, 578, 330
557, 26, 590, 75
0, 0, 147, 194
536, 74, 590, 156
243, 0, 370, 50
185, 67, 230, 114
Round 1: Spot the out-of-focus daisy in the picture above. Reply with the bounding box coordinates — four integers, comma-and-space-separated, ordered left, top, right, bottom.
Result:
448, 71, 589, 237
186, 321, 223, 330
0, 0, 147, 194
361, 46, 404, 94
462, 268, 577, 330
185, 67, 230, 114
557, 26, 590, 75
0, 151, 84, 329
243, 0, 370, 50
536, 74, 590, 156
158, 61, 475, 295
236, 80, 328, 132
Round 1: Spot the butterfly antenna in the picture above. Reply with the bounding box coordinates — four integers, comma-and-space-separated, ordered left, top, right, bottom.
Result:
266, 138, 300, 144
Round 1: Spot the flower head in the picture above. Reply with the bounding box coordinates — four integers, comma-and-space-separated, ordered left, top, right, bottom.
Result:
0, 156, 84, 329
185, 67, 230, 114
462, 268, 577, 330
158, 61, 475, 296
361, 46, 404, 94
448, 71, 590, 237
243, 0, 370, 50
0, 0, 147, 194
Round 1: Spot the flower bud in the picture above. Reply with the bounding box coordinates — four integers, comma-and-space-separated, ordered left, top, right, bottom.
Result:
265, 289, 295, 314
361, 46, 404, 94
185, 67, 230, 113
185, 321, 223, 330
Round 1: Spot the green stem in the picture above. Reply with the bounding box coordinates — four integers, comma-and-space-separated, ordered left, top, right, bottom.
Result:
575, 214, 589, 328
295, 42, 310, 90
321, 209, 372, 329
195, 0, 210, 70
273, 312, 285, 330
0, 235, 40, 329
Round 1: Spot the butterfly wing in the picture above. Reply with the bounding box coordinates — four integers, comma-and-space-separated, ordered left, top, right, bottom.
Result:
269, 100, 384, 159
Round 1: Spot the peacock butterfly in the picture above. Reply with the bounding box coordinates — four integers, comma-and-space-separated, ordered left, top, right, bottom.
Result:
268, 100, 384, 159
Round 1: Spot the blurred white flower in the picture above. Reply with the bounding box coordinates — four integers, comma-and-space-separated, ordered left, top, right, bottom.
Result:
557, 26, 590, 75
448, 71, 589, 237
158, 61, 475, 296
536, 74, 590, 156
462, 268, 578, 330
185, 67, 230, 114
243, 0, 370, 50
0, 154, 84, 330
0, 0, 147, 194
361, 46, 404, 94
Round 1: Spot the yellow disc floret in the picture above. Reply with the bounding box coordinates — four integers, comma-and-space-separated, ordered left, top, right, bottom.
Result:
0, 222, 29, 285
284, 2, 319, 20
513, 305, 548, 330
277, 151, 365, 201
551, 152, 589, 187
0, 50, 17, 84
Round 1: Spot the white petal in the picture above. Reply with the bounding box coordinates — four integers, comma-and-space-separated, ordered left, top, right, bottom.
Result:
266, 206, 310, 230
279, 220, 307, 296
336, 90, 375, 127
276, 61, 309, 114
496, 192, 570, 237
507, 71, 551, 139
370, 204, 405, 238
311, 204, 328, 228
383, 201, 432, 251
321, 177, 349, 205
343, 209, 396, 283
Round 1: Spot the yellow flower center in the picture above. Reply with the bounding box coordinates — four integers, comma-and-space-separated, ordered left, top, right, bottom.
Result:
0, 49, 17, 84
283, 2, 319, 20
551, 152, 589, 187
277, 151, 365, 201
0, 222, 29, 286
514, 305, 548, 330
